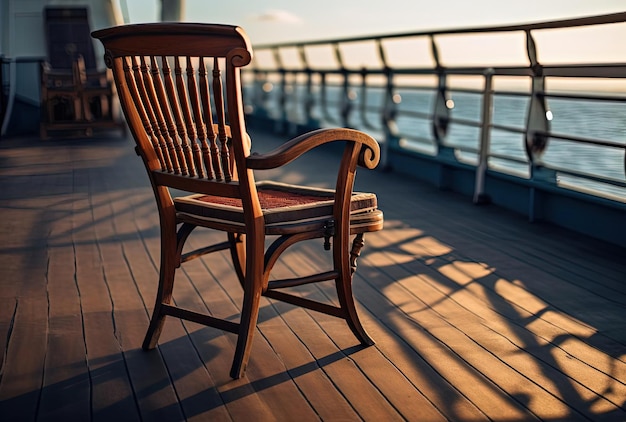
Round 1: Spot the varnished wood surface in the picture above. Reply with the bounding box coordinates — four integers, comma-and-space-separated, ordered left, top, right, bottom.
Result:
93, 23, 382, 378
0, 130, 624, 421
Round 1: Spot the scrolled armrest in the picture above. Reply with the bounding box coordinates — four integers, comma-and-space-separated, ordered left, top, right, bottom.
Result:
246, 128, 380, 170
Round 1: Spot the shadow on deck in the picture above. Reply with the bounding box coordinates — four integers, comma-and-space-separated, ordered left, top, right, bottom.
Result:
0, 130, 624, 421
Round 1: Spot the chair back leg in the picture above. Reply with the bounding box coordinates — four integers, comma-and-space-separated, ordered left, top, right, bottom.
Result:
143, 213, 179, 350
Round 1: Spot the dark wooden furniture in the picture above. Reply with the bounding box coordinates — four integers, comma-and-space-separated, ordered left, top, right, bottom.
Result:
40, 7, 124, 139
92, 23, 383, 379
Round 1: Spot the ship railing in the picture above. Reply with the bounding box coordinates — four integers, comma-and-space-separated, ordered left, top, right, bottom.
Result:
242, 12, 626, 215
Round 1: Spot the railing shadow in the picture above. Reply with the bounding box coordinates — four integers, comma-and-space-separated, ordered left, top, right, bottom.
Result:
347, 214, 626, 420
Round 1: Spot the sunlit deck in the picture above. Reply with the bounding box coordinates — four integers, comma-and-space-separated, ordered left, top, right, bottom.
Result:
0, 129, 624, 421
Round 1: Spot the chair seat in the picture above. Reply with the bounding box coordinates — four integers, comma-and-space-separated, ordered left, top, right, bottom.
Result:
175, 181, 382, 235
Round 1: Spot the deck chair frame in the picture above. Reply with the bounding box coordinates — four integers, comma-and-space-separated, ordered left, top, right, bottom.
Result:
92, 23, 383, 379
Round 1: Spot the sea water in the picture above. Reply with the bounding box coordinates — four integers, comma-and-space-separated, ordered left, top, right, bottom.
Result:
256, 85, 626, 200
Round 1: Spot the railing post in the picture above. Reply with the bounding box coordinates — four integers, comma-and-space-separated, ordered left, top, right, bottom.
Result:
318, 45, 342, 126
430, 35, 454, 161
278, 69, 288, 133
525, 30, 552, 168
380, 67, 398, 170
333, 43, 353, 128
358, 67, 376, 131
251, 70, 270, 119
298, 45, 317, 129
525, 30, 556, 221
378, 39, 397, 170
432, 73, 453, 158
271, 47, 289, 133
474, 68, 494, 204
319, 71, 336, 124
340, 70, 353, 128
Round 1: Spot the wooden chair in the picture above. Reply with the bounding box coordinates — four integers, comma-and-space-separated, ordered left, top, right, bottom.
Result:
92, 23, 383, 379
41, 7, 124, 138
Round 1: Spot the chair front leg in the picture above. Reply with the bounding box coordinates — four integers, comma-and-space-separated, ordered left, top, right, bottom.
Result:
229, 233, 265, 379
230, 275, 264, 378
335, 232, 374, 346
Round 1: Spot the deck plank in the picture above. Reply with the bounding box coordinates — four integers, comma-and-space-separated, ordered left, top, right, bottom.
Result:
74, 235, 140, 420
0, 294, 48, 421
0, 132, 625, 421
278, 251, 449, 421
38, 240, 91, 422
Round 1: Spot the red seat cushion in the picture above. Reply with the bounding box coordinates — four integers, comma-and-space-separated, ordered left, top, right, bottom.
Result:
174, 181, 378, 226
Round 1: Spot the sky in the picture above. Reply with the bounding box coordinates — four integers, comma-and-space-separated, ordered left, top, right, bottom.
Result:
120, 0, 626, 45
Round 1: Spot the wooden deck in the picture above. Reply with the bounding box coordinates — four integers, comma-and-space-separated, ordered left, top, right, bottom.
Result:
0, 129, 624, 421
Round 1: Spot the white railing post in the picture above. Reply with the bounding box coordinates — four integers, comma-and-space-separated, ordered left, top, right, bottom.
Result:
474, 68, 495, 204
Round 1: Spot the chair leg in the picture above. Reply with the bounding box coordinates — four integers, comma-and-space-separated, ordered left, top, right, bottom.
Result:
336, 233, 374, 346
229, 276, 263, 379
229, 237, 264, 379
142, 230, 178, 350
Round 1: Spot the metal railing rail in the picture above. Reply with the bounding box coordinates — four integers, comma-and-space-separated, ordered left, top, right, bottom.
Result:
243, 12, 626, 208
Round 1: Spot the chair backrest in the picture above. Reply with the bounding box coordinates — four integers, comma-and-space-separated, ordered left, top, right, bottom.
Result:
45, 7, 98, 71
92, 23, 254, 199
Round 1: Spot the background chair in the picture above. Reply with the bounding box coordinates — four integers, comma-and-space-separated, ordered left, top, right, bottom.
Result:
92, 23, 383, 379
41, 6, 124, 139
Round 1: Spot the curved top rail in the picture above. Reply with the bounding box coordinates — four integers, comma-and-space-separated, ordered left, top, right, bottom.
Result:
92, 23, 252, 63
253, 12, 626, 49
